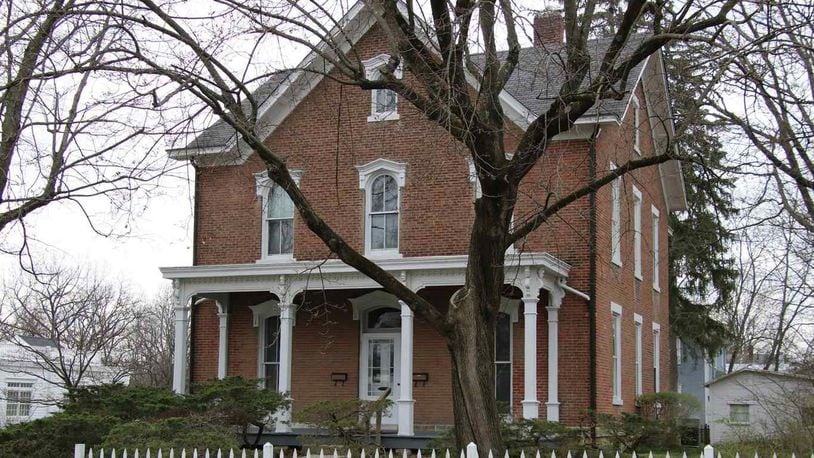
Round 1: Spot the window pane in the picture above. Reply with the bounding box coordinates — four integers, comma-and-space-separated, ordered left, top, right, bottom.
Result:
268, 186, 293, 219
264, 317, 280, 363
268, 220, 281, 255
375, 89, 396, 113
265, 363, 279, 391
371, 176, 385, 212
384, 213, 398, 249
383, 176, 398, 211
280, 219, 293, 254
496, 313, 511, 362
495, 363, 511, 413
371, 214, 385, 249
730, 404, 749, 423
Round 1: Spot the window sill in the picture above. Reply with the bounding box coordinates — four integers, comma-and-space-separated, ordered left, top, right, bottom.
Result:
613, 397, 623, 406
634, 145, 641, 155
652, 284, 661, 293
256, 254, 296, 264
368, 112, 400, 122
612, 258, 622, 268
634, 272, 643, 281
365, 249, 402, 260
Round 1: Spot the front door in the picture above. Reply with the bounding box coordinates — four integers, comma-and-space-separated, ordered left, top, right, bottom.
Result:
360, 333, 400, 426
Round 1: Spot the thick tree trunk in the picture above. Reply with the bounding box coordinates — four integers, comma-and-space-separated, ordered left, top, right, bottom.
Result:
446, 183, 512, 452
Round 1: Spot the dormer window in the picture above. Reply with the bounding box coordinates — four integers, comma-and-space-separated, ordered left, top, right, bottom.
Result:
254, 170, 302, 261
357, 159, 407, 258
363, 54, 402, 122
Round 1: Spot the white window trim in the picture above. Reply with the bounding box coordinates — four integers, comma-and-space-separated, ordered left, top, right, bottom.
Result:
363, 54, 403, 123
249, 299, 283, 387
4, 380, 34, 422
611, 302, 623, 405
610, 162, 622, 267
254, 170, 303, 263
676, 337, 683, 366
632, 94, 641, 155
633, 186, 643, 280
728, 403, 751, 425
651, 205, 661, 291
357, 159, 407, 258
653, 322, 661, 393
633, 313, 643, 397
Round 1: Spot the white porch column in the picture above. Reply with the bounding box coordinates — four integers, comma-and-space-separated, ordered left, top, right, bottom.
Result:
276, 303, 294, 432
172, 304, 190, 394
397, 300, 414, 436
546, 289, 564, 422
216, 303, 229, 379
522, 295, 540, 419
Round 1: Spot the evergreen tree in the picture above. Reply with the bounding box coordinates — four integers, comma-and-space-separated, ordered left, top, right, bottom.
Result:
665, 45, 739, 357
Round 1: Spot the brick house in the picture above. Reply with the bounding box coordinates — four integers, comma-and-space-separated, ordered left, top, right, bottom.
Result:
160, 3, 686, 443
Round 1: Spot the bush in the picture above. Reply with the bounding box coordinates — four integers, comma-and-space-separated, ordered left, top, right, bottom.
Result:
502, 419, 583, 452
63, 383, 187, 421
0, 413, 117, 458
101, 416, 240, 452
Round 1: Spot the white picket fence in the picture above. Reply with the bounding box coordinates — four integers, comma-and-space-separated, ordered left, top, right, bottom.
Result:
72, 444, 808, 458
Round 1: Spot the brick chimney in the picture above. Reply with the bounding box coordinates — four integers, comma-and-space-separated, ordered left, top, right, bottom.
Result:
533, 11, 564, 47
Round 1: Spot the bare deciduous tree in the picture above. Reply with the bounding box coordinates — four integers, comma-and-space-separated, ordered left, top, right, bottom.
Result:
119, 287, 175, 387
0, 262, 137, 389
0, 0, 179, 255
80, 0, 740, 447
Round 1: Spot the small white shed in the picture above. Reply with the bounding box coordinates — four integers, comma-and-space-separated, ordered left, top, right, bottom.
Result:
706, 369, 814, 444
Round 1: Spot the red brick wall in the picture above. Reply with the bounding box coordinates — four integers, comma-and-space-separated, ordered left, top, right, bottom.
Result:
189, 22, 674, 424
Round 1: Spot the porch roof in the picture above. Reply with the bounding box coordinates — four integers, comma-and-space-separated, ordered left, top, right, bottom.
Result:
160, 252, 571, 305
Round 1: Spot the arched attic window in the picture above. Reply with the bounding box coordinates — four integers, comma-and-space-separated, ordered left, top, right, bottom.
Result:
356, 159, 407, 258
254, 170, 303, 261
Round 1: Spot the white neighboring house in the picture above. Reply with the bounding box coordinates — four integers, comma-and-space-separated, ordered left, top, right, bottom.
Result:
707, 369, 814, 444
0, 336, 126, 427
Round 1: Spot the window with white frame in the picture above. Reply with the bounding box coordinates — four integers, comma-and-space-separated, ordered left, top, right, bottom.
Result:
357, 159, 407, 257
254, 170, 302, 260
262, 316, 281, 391
495, 312, 512, 414
729, 404, 750, 424
634, 314, 643, 396
653, 322, 661, 392
611, 163, 622, 266
611, 303, 623, 405
633, 186, 642, 279
676, 337, 683, 366
5, 382, 33, 420
652, 206, 660, 290
363, 54, 402, 122
632, 95, 641, 154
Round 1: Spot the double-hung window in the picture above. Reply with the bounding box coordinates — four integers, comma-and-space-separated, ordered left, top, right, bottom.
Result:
357, 159, 407, 257
611, 303, 623, 405
5, 382, 33, 421
632, 95, 641, 154
610, 163, 622, 266
633, 186, 642, 279
729, 404, 750, 424
495, 312, 512, 414
254, 170, 302, 261
634, 314, 643, 396
652, 205, 660, 290
370, 175, 399, 251
653, 322, 661, 392
266, 184, 294, 256
262, 316, 281, 391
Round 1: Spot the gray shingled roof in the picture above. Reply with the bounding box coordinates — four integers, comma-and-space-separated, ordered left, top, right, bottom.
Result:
179, 35, 646, 152
19, 335, 57, 347
473, 34, 647, 120
175, 70, 295, 152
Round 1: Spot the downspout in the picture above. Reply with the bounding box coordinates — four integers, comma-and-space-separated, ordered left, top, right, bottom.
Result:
588, 128, 599, 443
188, 162, 201, 391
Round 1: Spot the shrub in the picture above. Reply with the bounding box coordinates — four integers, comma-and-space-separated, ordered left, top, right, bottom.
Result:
502, 419, 583, 452
63, 383, 187, 421
101, 416, 240, 452
596, 392, 700, 450
0, 413, 116, 458
295, 398, 392, 448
